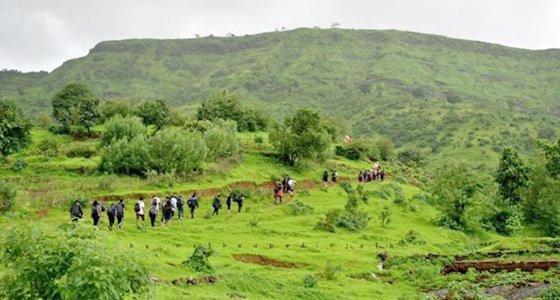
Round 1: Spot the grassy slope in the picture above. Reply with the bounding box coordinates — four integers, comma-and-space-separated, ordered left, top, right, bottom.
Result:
3, 28, 560, 169
1, 129, 558, 299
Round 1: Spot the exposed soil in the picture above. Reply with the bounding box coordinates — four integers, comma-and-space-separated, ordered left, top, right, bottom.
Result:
37, 208, 49, 219
171, 275, 217, 286
232, 253, 303, 268
443, 260, 559, 274
432, 282, 551, 300
96, 177, 353, 202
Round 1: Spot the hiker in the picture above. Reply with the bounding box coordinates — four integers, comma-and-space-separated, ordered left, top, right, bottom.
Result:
148, 198, 159, 227
151, 194, 161, 210
287, 177, 295, 195
274, 182, 283, 205
372, 168, 378, 181
177, 194, 185, 220
282, 174, 289, 193
69, 200, 83, 222
212, 195, 222, 215
332, 170, 338, 184
363, 170, 369, 182
226, 193, 233, 214
187, 193, 199, 219
161, 196, 170, 223
115, 199, 125, 230
91, 200, 104, 229
170, 194, 178, 219
379, 168, 385, 181
323, 170, 329, 186
358, 171, 363, 182
135, 197, 145, 225
107, 203, 117, 230
235, 194, 244, 213
162, 198, 173, 225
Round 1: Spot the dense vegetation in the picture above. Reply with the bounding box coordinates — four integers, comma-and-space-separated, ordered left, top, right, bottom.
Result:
1, 28, 560, 299
2, 28, 560, 169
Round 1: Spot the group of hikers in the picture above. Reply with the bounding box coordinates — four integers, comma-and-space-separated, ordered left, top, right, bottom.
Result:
358, 161, 385, 182
69, 191, 246, 230
273, 174, 298, 205
69, 166, 385, 229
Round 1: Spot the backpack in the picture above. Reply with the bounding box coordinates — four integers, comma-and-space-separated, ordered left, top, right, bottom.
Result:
107, 205, 116, 216
177, 197, 184, 207
116, 203, 124, 216
134, 202, 140, 213
92, 205, 100, 218
149, 205, 158, 215
187, 198, 195, 208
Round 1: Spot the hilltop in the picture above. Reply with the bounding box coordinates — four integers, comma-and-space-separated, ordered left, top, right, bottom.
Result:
2, 28, 560, 167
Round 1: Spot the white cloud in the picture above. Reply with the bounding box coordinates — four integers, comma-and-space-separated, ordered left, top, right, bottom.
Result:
0, 0, 558, 72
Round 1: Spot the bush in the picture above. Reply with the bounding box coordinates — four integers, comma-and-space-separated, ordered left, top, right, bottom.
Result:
149, 128, 207, 174
254, 136, 264, 144
99, 136, 150, 176
65, 145, 97, 158
0, 225, 150, 299
489, 209, 523, 236
203, 119, 240, 161
0, 181, 16, 214
314, 209, 341, 232
335, 138, 380, 161
11, 158, 27, 172
37, 136, 62, 158
302, 274, 318, 288
36, 113, 53, 129
182, 245, 214, 273
101, 115, 147, 146
322, 263, 342, 280
286, 200, 314, 216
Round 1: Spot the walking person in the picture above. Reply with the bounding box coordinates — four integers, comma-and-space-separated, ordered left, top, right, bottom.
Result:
107, 203, 117, 230
135, 197, 145, 225
69, 200, 83, 222
212, 194, 222, 216
274, 182, 283, 205
226, 193, 233, 214
162, 199, 173, 225
187, 193, 199, 219
177, 194, 185, 220
235, 194, 245, 213
170, 194, 178, 219
332, 170, 338, 184
287, 177, 295, 196
282, 174, 289, 193
115, 198, 125, 230
148, 198, 159, 227
323, 170, 329, 186
91, 200, 104, 230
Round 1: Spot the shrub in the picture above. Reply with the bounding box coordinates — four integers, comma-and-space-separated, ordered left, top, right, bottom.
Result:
254, 136, 264, 144
322, 263, 342, 280
37, 136, 62, 157
286, 200, 314, 216
101, 115, 147, 146
203, 119, 240, 161
0, 181, 16, 214
0, 225, 150, 299
66, 146, 97, 158
314, 209, 341, 232
145, 170, 176, 188
99, 136, 149, 176
379, 206, 391, 227
182, 245, 214, 273
36, 113, 53, 129
302, 274, 318, 288
149, 128, 207, 175
11, 158, 28, 172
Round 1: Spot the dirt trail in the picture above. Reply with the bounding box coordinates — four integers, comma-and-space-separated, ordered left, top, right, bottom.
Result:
97, 177, 354, 201
443, 260, 560, 274
232, 253, 303, 268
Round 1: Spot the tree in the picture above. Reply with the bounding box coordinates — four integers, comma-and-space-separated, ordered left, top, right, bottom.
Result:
196, 91, 267, 132
376, 137, 395, 161
540, 139, 560, 177
270, 109, 331, 166
101, 115, 147, 147
136, 99, 169, 130
495, 148, 528, 205
430, 163, 484, 232
51, 83, 100, 135
0, 101, 32, 156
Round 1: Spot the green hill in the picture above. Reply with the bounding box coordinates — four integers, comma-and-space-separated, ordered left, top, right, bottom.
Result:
3, 28, 560, 167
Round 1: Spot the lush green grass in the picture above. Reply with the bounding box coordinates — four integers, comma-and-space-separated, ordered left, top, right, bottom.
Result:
2, 129, 559, 299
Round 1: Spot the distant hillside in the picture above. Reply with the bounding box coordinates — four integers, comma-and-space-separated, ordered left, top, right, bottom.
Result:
2, 28, 560, 168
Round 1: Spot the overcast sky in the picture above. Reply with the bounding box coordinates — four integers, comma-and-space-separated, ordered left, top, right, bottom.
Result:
1, 0, 559, 72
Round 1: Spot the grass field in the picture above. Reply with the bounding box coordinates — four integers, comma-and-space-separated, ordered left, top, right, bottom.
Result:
1, 129, 559, 299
